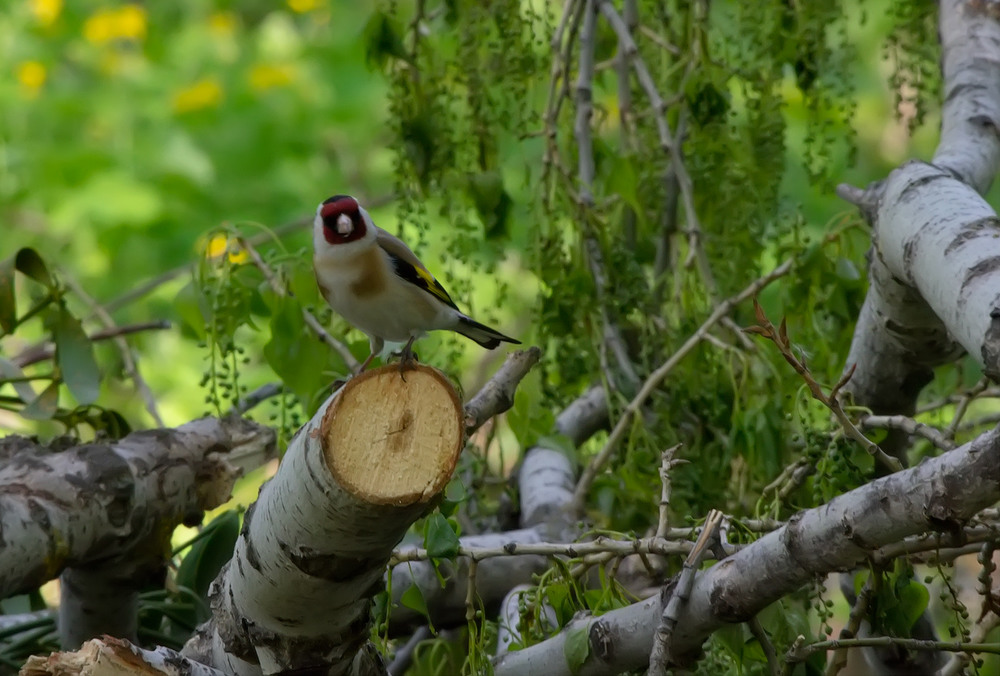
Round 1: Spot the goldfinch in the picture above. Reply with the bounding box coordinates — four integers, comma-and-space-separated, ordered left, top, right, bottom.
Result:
313, 195, 520, 372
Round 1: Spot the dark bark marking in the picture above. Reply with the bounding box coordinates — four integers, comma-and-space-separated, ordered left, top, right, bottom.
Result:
898, 172, 949, 203
944, 217, 1000, 256
944, 82, 986, 105
970, 114, 1000, 141
281, 539, 388, 582
982, 305, 1000, 380
589, 619, 615, 662
902, 232, 921, 271
244, 531, 262, 573
962, 255, 1000, 291
708, 559, 749, 622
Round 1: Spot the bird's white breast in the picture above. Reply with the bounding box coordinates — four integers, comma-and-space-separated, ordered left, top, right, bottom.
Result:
314, 243, 459, 343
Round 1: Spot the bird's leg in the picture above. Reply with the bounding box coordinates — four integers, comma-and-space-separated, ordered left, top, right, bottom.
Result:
356, 336, 384, 374
357, 352, 377, 373
397, 336, 418, 378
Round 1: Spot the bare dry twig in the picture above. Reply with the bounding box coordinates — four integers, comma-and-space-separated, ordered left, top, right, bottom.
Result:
572, 259, 794, 514
647, 509, 724, 674
744, 298, 903, 473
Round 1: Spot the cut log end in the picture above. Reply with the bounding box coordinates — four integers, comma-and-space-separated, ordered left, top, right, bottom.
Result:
321, 364, 464, 506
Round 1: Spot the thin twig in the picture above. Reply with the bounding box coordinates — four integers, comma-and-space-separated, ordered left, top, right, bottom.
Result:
12, 321, 172, 368
237, 237, 360, 372
945, 377, 989, 439
745, 300, 904, 473
655, 444, 685, 539
824, 578, 874, 676
859, 414, 955, 451
786, 636, 1000, 665
390, 535, 716, 567
647, 509, 724, 674
463, 347, 542, 432
598, 0, 718, 299
232, 382, 284, 415
465, 559, 479, 623
61, 277, 166, 426
572, 259, 794, 514
749, 615, 781, 676
541, 0, 584, 204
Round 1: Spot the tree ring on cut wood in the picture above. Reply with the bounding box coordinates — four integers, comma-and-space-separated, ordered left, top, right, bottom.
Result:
320, 363, 463, 506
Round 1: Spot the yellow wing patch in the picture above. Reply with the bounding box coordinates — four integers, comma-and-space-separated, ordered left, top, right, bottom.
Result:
388, 252, 459, 310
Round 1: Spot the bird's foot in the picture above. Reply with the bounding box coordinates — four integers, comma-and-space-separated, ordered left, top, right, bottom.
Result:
396, 338, 419, 381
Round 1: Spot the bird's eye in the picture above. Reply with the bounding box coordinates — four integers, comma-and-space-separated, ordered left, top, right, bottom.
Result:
336, 214, 353, 235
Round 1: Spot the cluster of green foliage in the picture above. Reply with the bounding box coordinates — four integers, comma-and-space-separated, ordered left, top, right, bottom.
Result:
2, 0, 998, 674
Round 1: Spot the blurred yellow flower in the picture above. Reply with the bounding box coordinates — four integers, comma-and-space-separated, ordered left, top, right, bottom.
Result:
17, 61, 47, 96
29, 0, 62, 26
205, 233, 248, 264
287, 0, 320, 12
84, 4, 147, 45
172, 78, 223, 114
208, 11, 236, 35
249, 63, 295, 91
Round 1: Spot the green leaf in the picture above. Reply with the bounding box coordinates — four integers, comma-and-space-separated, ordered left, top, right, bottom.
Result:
0, 357, 38, 404
174, 280, 208, 339
262, 297, 337, 409
21, 382, 59, 420
176, 510, 241, 602
0, 256, 15, 333
466, 171, 512, 239
895, 580, 930, 634
563, 626, 590, 674
400, 583, 429, 618
53, 306, 100, 405
423, 512, 461, 559
14, 248, 54, 288
363, 11, 409, 68
439, 478, 468, 518
835, 256, 860, 281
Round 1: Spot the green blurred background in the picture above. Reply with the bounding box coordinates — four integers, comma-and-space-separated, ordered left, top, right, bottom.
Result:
1, 0, 949, 432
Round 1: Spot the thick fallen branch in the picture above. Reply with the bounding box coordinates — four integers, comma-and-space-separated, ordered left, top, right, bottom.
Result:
492, 424, 1000, 675
0, 414, 275, 648
183, 365, 464, 675
22, 636, 226, 676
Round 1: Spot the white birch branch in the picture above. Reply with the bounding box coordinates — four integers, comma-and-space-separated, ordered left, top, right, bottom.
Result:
840, 0, 1000, 413
493, 425, 1000, 675
0, 416, 275, 600
183, 365, 464, 676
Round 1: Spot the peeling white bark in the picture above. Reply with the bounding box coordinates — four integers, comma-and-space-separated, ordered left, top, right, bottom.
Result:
492, 425, 1000, 675
0, 416, 275, 648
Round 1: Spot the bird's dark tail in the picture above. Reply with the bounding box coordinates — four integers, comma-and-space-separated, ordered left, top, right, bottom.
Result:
455, 315, 520, 349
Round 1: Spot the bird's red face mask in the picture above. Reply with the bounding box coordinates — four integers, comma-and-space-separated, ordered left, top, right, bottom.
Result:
320, 195, 367, 245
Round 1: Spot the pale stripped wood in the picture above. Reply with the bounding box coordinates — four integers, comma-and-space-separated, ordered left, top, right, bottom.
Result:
321, 363, 463, 506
